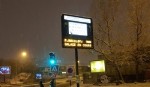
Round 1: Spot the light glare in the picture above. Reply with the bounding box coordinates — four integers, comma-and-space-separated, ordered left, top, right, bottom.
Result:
90, 60, 105, 73
21, 51, 27, 57
64, 15, 91, 23
69, 22, 88, 36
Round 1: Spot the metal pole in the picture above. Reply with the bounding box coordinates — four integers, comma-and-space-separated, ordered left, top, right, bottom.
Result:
16, 62, 18, 75
75, 48, 79, 87
70, 80, 71, 87
4, 75, 5, 83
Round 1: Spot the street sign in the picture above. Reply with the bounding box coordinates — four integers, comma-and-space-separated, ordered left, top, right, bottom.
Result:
50, 65, 59, 73
67, 67, 73, 74
76, 75, 80, 83
50, 73, 56, 79
35, 73, 42, 79
44, 67, 51, 72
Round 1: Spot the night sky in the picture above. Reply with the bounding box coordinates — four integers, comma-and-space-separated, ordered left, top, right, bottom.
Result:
0, 0, 97, 66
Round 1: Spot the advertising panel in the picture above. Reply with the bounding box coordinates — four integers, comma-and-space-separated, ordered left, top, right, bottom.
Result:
0, 66, 11, 74
90, 60, 105, 73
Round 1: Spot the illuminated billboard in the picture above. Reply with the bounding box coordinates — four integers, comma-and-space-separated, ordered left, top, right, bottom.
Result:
90, 60, 105, 73
61, 14, 93, 49
0, 66, 11, 74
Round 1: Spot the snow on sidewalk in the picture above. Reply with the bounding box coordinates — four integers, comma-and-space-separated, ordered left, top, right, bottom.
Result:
71, 82, 150, 87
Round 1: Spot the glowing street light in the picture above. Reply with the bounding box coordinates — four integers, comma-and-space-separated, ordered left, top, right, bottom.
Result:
78, 61, 80, 63
21, 51, 27, 58
16, 51, 28, 75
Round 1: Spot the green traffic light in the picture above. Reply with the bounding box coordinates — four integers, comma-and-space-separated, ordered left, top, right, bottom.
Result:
49, 52, 57, 65
50, 59, 55, 65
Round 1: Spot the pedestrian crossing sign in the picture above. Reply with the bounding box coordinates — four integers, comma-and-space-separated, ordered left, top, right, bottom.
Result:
50, 65, 59, 73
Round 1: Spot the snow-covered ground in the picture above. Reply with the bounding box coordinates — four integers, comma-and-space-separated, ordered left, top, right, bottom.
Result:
10, 73, 31, 84
0, 82, 150, 87
72, 82, 150, 87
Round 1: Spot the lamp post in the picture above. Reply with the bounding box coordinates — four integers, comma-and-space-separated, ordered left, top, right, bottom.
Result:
16, 51, 27, 75
20, 51, 27, 72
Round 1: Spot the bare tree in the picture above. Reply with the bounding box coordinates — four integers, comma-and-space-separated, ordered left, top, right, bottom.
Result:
128, 0, 149, 81
91, 0, 126, 82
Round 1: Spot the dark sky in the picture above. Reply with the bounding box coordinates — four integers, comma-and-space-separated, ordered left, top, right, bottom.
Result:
0, 0, 97, 66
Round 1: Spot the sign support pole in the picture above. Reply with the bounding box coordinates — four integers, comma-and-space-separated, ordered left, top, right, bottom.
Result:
75, 48, 79, 87
70, 80, 71, 87
4, 75, 5, 83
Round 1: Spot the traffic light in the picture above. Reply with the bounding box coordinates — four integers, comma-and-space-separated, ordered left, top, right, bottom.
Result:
50, 59, 55, 65
49, 52, 56, 65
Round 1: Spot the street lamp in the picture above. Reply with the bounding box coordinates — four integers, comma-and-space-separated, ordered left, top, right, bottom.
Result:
16, 51, 28, 75
21, 51, 27, 58
21, 51, 27, 72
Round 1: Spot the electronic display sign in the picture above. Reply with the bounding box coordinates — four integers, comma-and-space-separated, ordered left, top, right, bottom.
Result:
0, 66, 11, 74
61, 14, 93, 49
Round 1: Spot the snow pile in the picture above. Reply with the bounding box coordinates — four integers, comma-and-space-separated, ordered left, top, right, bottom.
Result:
10, 73, 31, 84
